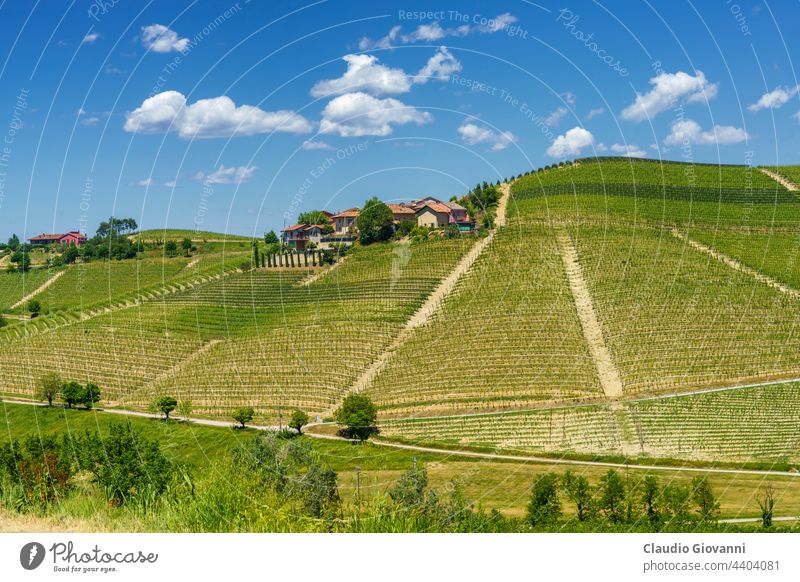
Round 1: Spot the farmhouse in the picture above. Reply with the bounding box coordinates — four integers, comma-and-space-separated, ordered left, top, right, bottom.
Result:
387, 203, 416, 224
331, 208, 360, 235
280, 224, 326, 251
28, 231, 87, 246
413, 201, 452, 228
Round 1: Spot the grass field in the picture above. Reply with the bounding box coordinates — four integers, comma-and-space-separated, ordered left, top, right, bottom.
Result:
0, 402, 798, 528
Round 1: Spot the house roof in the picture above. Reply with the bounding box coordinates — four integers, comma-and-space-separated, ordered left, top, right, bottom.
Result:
416, 201, 452, 214
282, 224, 308, 232
387, 203, 415, 214
332, 208, 360, 218
444, 201, 466, 211
29, 232, 86, 241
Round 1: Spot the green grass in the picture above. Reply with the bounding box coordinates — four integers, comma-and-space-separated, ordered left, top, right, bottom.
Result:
132, 229, 253, 242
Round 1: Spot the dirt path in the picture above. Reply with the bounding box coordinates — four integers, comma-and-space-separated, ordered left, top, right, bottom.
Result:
3, 397, 797, 479
556, 230, 623, 399
759, 168, 799, 191
670, 228, 800, 299
327, 183, 512, 411
10, 269, 65, 309
144, 338, 222, 393
298, 254, 349, 287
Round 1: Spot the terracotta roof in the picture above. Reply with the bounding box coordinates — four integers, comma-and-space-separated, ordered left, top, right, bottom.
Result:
444, 201, 466, 211
387, 204, 415, 214
29, 233, 65, 241
282, 224, 308, 232
416, 201, 451, 214
332, 208, 360, 218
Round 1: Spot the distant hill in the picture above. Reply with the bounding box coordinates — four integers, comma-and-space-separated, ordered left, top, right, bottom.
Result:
131, 229, 253, 242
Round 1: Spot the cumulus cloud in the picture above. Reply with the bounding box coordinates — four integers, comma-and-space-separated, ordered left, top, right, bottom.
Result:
586, 107, 605, 119
610, 143, 647, 158
545, 107, 568, 127
141, 24, 189, 53
194, 165, 257, 185
621, 71, 718, 122
748, 86, 799, 111
124, 91, 312, 138
794, 111, 800, 123
302, 140, 333, 150
311, 54, 412, 97
664, 119, 749, 146
457, 122, 517, 151
319, 92, 431, 137
359, 13, 517, 50
416, 47, 462, 83
546, 126, 594, 158
312, 48, 461, 98
82, 32, 99, 44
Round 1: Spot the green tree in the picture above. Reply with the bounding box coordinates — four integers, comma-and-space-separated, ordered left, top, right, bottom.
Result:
598, 469, 626, 523
0, 315, 6, 329
60, 381, 83, 409
232, 406, 255, 428
526, 472, 562, 527
181, 238, 193, 255
7, 234, 20, 250
662, 483, 692, 524
154, 396, 178, 420
26, 299, 41, 317
297, 210, 332, 226
289, 410, 309, 435
62, 244, 79, 264
164, 240, 178, 256
11, 251, 30, 272
80, 382, 101, 409
36, 372, 63, 406
641, 475, 661, 527
264, 230, 279, 245
562, 470, 593, 521
356, 197, 394, 244
691, 477, 719, 522
333, 393, 378, 442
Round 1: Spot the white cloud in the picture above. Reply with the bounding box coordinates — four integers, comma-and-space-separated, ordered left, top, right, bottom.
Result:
457, 122, 517, 151
82, 32, 99, 44
546, 126, 594, 158
545, 107, 568, 127
416, 47, 462, 83
359, 13, 516, 49
319, 92, 431, 137
586, 107, 605, 119
302, 140, 333, 150
75, 108, 87, 117
124, 91, 312, 138
595, 142, 608, 152
141, 24, 190, 53
195, 165, 257, 185
664, 119, 749, 146
135, 178, 155, 187
611, 143, 647, 158
80, 116, 100, 126
794, 111, 800, 123
621, 71, 718, 122
311, 54, 412, 97
748, 86, 799, 111
561, 92, 577, 106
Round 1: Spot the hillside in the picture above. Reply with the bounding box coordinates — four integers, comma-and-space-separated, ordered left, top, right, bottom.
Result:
2, 161, 800, 467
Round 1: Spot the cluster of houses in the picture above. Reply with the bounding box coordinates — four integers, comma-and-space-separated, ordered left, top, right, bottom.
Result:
281, 197, 472, 250
28, 231, 87, 246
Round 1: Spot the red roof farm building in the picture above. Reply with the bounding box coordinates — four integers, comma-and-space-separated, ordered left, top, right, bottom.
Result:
28, 231, 87, 246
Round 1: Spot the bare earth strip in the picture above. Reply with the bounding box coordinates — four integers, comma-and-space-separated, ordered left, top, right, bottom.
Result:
670, 228, 800, 299
10, 269, 65, 309
759, 167, 799, 191
330, 183, 511, 408
143, 338, 222, 396
556, 231, 623, 398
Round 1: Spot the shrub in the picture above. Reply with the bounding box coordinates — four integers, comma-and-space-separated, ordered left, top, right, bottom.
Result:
389, 462, 428, 508
26, 299, 41, 317
77, 423, 174, 506
0, 435, 73, 510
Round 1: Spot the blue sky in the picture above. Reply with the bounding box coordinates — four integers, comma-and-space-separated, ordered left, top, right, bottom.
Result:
0, 0, 798, 239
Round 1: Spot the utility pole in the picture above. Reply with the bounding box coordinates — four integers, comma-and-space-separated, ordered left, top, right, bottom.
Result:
355, 465, 362, 506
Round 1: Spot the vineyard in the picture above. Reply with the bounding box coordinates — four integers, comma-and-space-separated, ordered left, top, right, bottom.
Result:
367, 226, 604, 417
0, 268, 57, 311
